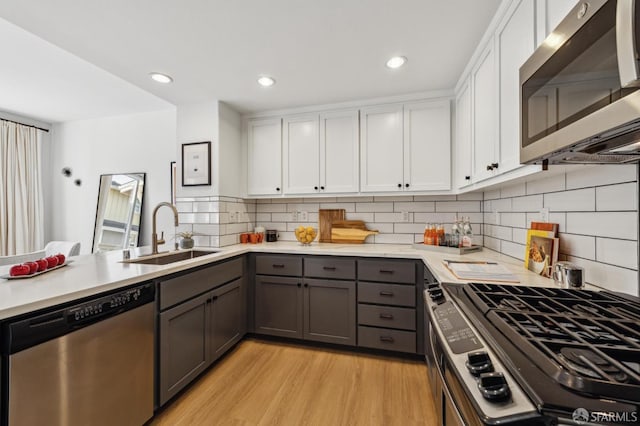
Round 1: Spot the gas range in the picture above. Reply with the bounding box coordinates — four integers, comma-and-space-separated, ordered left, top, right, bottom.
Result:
424, 281, 640, 425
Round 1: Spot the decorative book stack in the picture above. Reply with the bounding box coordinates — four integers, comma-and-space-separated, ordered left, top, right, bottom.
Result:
524, 222, 559, 278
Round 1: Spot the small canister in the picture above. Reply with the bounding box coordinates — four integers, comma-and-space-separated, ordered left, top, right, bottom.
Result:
266, 230, 278, 242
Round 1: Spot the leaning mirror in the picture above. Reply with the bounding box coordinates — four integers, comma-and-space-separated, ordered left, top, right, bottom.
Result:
92, 173, 146, 253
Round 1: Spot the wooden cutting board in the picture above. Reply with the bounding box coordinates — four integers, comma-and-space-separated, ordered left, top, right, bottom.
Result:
331, 228, 379, 244
318, 209, 346, 242
331, 220, 367, 230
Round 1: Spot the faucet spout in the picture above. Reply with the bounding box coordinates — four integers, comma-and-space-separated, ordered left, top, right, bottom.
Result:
152, 202, 179, 254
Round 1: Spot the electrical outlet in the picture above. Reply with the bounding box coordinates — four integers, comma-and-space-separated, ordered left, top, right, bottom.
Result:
401, 211, 410, 222
299, 211, 308, 222
540, 208, 549, 223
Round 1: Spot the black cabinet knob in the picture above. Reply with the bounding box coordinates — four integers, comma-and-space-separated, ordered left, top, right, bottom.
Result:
465, 176, 471, 180
276, 187, 281, 191
320, 186, 325, 190
405, 183, 410, 188
397, 183, 402, 188
297, 283, 301, 287
491, 162, 499, 169
314, 186, 318, 190
304, 283, 308, 287
486, 165, 493, 171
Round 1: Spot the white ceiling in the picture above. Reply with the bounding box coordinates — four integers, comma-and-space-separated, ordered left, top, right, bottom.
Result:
0, 0, 501, 123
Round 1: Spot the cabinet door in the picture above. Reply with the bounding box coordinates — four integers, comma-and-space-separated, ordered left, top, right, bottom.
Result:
159, 293, 210, 406
454, 79, 472, 188
283, 114, 320, 194
403, 100, 451, 191
209, 277, 244, 363
498, 0, 535, 173
472, 41, 498, 182
255, 275, 303, 338
303, 278, 356, 346
247, 117, 282, 196
320, 109, 360, 194
360, 104, 404, 192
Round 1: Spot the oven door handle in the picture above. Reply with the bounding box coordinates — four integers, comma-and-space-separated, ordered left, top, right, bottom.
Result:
429, 322, 466, 425
617, 0, 640, 87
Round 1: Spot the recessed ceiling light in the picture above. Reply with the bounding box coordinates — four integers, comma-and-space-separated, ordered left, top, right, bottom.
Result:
386, 56, 407, 69
149, 72, 173, 84
257, 76, 276, 87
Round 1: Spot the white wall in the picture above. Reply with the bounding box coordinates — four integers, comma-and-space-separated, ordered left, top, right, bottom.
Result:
218, 102, 242, 197
49, 109, 177, 254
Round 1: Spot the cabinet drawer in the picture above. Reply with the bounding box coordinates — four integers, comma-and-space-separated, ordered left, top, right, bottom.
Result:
358, 326, 416, 353
304, 257, 356, 280
160, 257, 243, 310
256, 255, 302, 277
358, 259, 416, 284
358, 282, 415, 307
358, 304, 415, 331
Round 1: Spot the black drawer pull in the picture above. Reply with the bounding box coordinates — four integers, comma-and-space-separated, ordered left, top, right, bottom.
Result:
272, 264, 285, 268
379, 313, 394, 320
322, 266, 336, 271
380, 336, 395, 343
379, 269, 394, 274
379, 291, 394, 297
212, 295, 218, 301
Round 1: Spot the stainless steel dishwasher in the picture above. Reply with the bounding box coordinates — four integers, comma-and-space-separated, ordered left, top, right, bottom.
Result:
2, 282, 155, 426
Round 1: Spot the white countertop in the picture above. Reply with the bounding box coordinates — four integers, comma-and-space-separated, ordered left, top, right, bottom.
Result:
0, 242, 567, 320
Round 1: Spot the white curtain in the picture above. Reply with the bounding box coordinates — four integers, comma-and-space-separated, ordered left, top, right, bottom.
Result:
0, 120, 44, 255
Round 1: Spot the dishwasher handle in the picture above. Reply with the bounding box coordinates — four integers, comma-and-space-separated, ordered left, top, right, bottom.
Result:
4, 282, 155, 355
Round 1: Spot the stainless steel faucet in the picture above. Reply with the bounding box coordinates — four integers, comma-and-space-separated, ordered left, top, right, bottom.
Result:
152, 202, 179, 254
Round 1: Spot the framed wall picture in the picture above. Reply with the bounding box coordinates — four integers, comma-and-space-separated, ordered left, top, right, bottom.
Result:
182, 141, 211, 186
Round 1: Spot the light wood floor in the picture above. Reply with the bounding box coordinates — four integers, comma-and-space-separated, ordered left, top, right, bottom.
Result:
151, 338, 437, 426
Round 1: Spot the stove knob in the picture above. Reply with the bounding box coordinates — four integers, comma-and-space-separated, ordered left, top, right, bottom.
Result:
426, 283, 440, 291
478, 372, 511, 402
429, 289, 443, 300
466, 351, 493, 376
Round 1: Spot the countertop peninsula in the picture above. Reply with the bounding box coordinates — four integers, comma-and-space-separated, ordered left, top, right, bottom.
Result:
0, 242, 562, 320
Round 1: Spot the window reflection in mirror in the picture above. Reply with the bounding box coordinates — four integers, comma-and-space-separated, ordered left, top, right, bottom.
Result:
92, 173, 146, 253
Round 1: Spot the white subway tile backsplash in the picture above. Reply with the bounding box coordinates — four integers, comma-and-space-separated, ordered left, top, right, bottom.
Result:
227, 223, 250, 234
258, 203, 287, 213
544, 188, 595, 212
435, 201, 482, 212
193, 224, 221, 236
483, 200, 492, 212
375, 212, 408, 222
511, 195, 543, 212
501, 241, 525, 261
175, 202, 193, 213
456, 192, 483, 201
193, 202, 219, 213
512, 228, 528, 245
500, 213, 526, 228
566, 212, 637, 240
566, 165, 637, 189
288, 203, 320, 212
256, 213, 271, 222
394, 223, 426, 234
271, 212, 295, 222
374, 195, 414, 202
483, 212, 499, 225
373, 233, 414, 244
357, 202, 394, 212
566, 256, 638, 296
525, 212, 566, 231
596, 238, 638, 269
492, 198, 512, 212
525, 173, 565, 195
484, 189, 501, 200
558, 233, 596, 260
485, 225, 512, 241
369, 223, 395, 233
340, 196, 374, 202
414, 194, 457, 201
346, 212, 375, 222
394, 201, 435, 212
319, 202, 356, 211
484, 236, 500, 251
220, 234, 238, 246
596, 182, 637, 211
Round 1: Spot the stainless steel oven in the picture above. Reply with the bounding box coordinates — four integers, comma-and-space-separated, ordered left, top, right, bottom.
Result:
520, 0, 640, 164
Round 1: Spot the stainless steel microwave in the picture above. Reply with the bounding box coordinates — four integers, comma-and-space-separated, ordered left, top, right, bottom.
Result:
520, 0, 640, 165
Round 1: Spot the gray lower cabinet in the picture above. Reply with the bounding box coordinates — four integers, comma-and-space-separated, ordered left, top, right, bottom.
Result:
159, 293, 209, 405
303, 278, 356, 345
255, 275, 303, 338
157, 257, 245, 407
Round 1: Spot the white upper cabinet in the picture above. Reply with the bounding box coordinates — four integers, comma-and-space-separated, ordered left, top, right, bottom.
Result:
454, 78, 472, 189
247, 117, 282, 196
360, 104, 405, 192
283, 114, 320, 195
497, 0, 536, 173
320, 110, 359, 194
403, 100, 451, 191
471, 41, 498, 182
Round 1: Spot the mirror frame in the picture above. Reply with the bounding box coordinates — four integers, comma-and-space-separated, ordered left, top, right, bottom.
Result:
91, 172, 146, 253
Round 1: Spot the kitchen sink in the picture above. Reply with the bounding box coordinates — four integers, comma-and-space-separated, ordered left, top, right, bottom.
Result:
124, 249, 219, 265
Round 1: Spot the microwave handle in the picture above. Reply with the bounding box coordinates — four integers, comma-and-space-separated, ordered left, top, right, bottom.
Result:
617, 0, 640, 87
